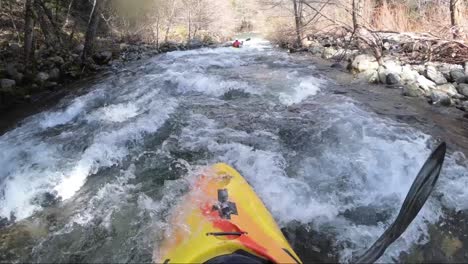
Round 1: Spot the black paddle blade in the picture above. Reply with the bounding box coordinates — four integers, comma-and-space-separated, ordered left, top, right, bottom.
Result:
354, 142, 446, 263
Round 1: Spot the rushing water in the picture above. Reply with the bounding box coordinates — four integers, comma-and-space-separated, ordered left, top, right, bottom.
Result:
1, 40, 467, 263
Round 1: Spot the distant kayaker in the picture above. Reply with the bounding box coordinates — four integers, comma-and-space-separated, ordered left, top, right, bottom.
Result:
232, 40, 241, 48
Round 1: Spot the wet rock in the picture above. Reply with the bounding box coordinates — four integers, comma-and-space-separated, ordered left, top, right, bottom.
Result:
45, 82, 58, 89
462, 101, 468, 111
386, 73, 401, 85
188, 38, 204, 49
457, 83, 468, 97
35, 72, 50, 84
425, 66, 447, 85
93, 51, 113, 65
416, 75, 436, 93
403, 83, 424, 97
351, 54, 379, 73
48, 68, 61, 81
342, 206, 393, 225
321, 47, 338, 59
75, 44, 84, 53
160, 41, 180, 52
435, 83, 458, 97
450, 70, 465, 83
431, 90, 452, 106
0, 79, 16, 91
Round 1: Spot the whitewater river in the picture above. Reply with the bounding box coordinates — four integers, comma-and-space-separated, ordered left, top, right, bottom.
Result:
1, 40, 467, 263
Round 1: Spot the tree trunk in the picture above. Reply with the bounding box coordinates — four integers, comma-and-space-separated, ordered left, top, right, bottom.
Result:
292, 0, 302, 47
24, 0, 35, 64
187, 8, 192, 44
82, 0, 107, 62
450, 0, 462, 39
352, 0, 364, 31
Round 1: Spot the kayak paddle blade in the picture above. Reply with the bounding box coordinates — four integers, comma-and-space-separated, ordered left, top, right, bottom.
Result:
354, 142, 446, 263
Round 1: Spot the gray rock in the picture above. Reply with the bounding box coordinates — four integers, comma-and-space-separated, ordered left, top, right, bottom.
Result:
9, 43, 21, 53
309, 45, 324, 55
412, 65, 426, 75
356, 69, 379, 84
93, 51, 113, 65
49, 68, 61, 81
377, 66, 387, 84
465, 61, 468, 75
75, 44, 85, 53
400, 65, 420, 83
457, 83, 468, 97
383, 60, 402, 75
416, 75, 436, 92
435, 83, 458, 97
0, 79, 16, 91
431, 90, 452, 106
462, 101, 468, 111
321, 47, 338, 59
386, 73, 401, 85
450, 70, 465, 83
425, 66, 447, 85
36, 72, 50, 84
456, 76, 468, 84
49, 56, 65, 65
351, 54, 379, 73
403, 83, 424, 97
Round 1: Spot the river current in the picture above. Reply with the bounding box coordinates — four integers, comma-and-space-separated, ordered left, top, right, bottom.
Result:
1, 40, 467, 263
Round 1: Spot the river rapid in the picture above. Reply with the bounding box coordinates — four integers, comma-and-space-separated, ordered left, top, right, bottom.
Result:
1, 39, 467, 263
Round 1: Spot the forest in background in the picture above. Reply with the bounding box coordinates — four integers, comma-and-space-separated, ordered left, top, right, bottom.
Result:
0, 0, 467, 110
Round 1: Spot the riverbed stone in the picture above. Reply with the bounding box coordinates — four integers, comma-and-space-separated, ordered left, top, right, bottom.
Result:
416, 75, 436, 92
322, 47, 337, 59
462, 101, 468, 111
431, 90, 452, 106
465, 61, 468, 75
403, 83, 424, 97
386, 73, 401, 85
450, 70, 465, 83
456, 76, 468, 84
435, 83, 458, 97
457, 83, 468, 97
383, 60, 402, 75
36, 72, 50, 84
425, 66, 447, 85
400, 65, 420, 83
351, 54, 379, 73
48, 56, 65, 66
0, 79, 16, 91
48, 68, 61, 81
93, 51, 113, 65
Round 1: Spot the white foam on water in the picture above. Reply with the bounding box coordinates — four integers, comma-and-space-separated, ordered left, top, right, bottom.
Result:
88, 103, 140, 123
279, 77, 325, 105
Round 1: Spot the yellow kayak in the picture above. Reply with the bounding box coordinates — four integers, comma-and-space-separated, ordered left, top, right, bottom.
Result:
156, 163, 301, 263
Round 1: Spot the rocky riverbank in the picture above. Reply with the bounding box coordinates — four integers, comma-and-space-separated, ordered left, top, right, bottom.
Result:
298, 33, 468, 116
0, 39, 212, 113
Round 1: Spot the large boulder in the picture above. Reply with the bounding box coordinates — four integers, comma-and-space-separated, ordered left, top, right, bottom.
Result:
402, 83, 424, 97
425, 66, 447, 85
457, 83, 468, 97
430, 90, 452, 106
351, 54, 379, 73
93, 51, 113, 65
416, 75, 436, 92
0, 79, 16, 92
435, 83, 458, 97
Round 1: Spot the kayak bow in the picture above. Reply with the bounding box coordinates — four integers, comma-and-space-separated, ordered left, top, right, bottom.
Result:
156, 163, 301, 264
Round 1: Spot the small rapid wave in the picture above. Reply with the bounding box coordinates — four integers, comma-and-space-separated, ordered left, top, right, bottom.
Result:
1, 38, 467, 263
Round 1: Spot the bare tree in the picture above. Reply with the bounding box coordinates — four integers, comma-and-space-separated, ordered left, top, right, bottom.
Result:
450, 0, 462, 39
82, 0, 108, 62
292, 0, 303, 47
24, 0, 35, 64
